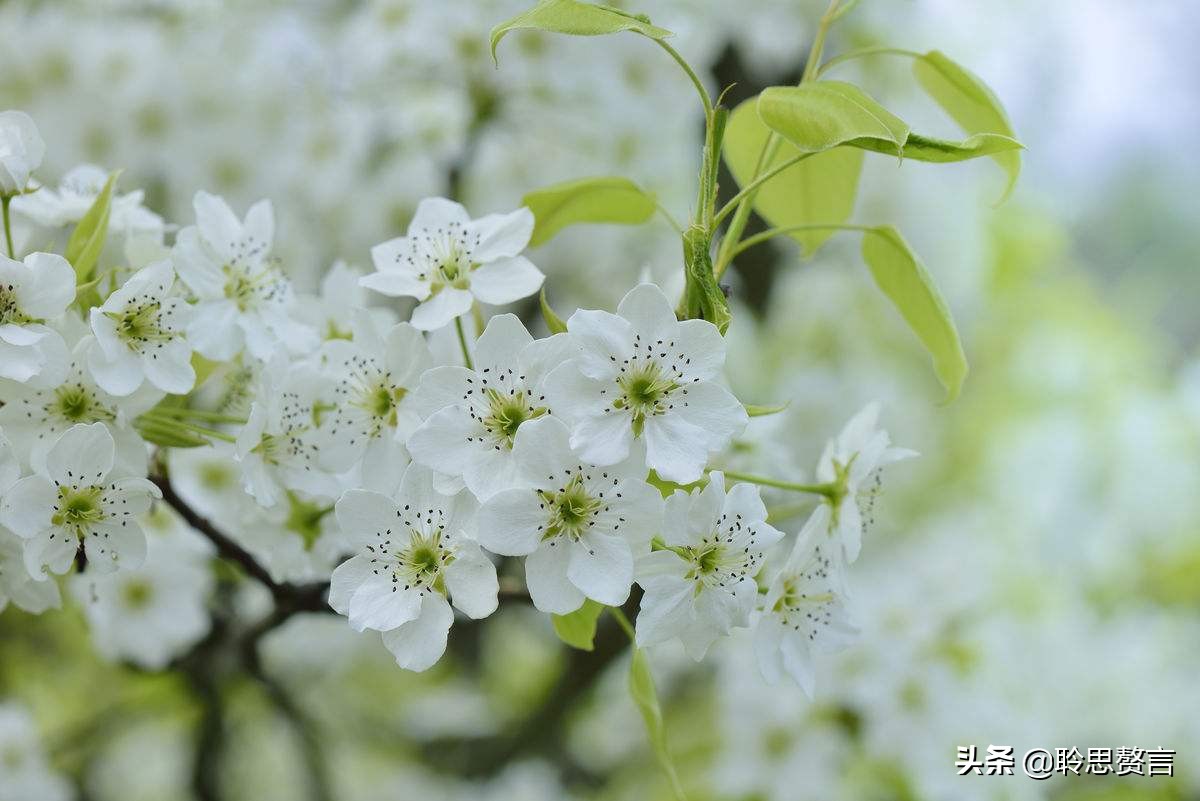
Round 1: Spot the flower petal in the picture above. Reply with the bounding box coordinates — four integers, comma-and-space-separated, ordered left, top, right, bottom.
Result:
444, 543, 498, 619
525, 540, 584, 614
380, 591, 454, 672
409, 288, 473, 332
470, 207, 534, 262
567, 532, 633, 606
468, 256, 544, 306
476, 488, 545, 556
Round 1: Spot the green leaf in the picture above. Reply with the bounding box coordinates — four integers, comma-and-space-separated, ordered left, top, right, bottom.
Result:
551, 599, 605, 650
723, 97, 864, 256
745, 402, 789, 417
133, 419, 207, 448
848, 131, 1023, 163
912, 50, 1021, 200
191, 353, 220, 388
65, 170, 120, 285
757, 81, 909, 156
522, 176, 657, 248
629, 647, 687, 800
539, 289, 568, 334
861, 226, 967, 402
490, 0, 672, 64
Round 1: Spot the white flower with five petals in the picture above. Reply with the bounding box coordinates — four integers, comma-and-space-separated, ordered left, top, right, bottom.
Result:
331, 464, 498, 671
814, 402, 916, 563
754, 505, 856, 696
634, 473, 782, 660
0, 423, 160, 578
406, 314, 573, 500
477, 416, 663, 613
88, 260, 194, 395
545, 283, 747, 484
173, 191, 313, 360
364, 197, 543, 331
0, 251, 73, 387
0, 429, 61, 614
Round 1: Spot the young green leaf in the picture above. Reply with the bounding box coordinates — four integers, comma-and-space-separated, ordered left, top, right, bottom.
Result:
912, 50, 1021, 200
629, 647, 687, 800
551, 599, 605, 650
757, 81, 909, 156
745, 402, 789, 417
490, 0, 672, 64
861, 226, 967, 402
65, 170, 119, 284
522, 176, 657, 248
848, 131, 1023, 163
723, 98, 864, 257
681, 227, 730, 333
539, 288, 568, 334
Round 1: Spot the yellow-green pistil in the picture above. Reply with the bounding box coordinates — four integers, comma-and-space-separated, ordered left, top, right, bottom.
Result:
0, 282, 33, 325
539, 475, 600, 541
483, 388, 546, 447
106, 300, 168, 347
613, 362, 679, 436
50, 485, 105, 536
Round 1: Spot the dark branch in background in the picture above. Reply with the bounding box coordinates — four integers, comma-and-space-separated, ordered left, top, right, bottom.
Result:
420, 589, 643, 784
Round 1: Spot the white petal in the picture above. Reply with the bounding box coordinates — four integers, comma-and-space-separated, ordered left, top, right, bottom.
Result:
19, 252, 76, 317
0, 476, 56, 537
142, 338, 195, 394
411, 365, 474, 417
360, 268, 429, 300
567, 533, 633, 606
409, 288, 473, 332
410, 197, 471, 233
380, 591, 454, 672
616, 283, 677, 343
172, 227, 225, 298
780, 627, 817, 696
87, 343, 145, 396
634, 578, 692, 648
643, 413, 709, 484
673, 319, 726, 381
83, 520, 147, 573
243, 199, 274, 253
444, 543, 498, 619
476, 488, 544, 556
329, 553, 375, 616
470, 206, 534, 262
509, 416, 576, 488
524, 540, 584, 614
564, 309, 633, 378
46, 423, 114, 485
723, 481, 768, 525
23, 529, 78, 577
460, 443, 522, 501
569, 412, 633, 467
193, 191, 243, 262
473, 314, 532, 372
186, 300, 242, 360
335, 489, 399, 550
754, 616, 788, 686
347, 574, 422, 632
406, 406, 479, 476
672, 381, 747, 446
468, 256, 544, 305
542, 363, 609, 422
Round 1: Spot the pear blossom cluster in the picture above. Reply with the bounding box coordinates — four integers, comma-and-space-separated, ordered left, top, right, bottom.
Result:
0, 110, 915, 692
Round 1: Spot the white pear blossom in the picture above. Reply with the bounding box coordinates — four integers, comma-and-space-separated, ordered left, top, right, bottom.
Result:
0, 704, 73, 801
331, 464, 498, 671
69, 505, 214, 669
0, 251, 73, 387
406, 313, 573, 500
235, 356, 338, 507
0, 336, 158, 477
173, 191, 312, 360
11, 163, 163, 233
546, 283, 747, 484
634, 473, 783, 659
364, 197, 543, 331
477, 416, 663, 613
814, 402, 916, 563
0, 429, 61, 614
755, 505, 856, 695
320, 318, 431, 483
0, 423, 159, 578
88, 259, 195, 395
0, 110, 44, 195
295, 260, 395, 345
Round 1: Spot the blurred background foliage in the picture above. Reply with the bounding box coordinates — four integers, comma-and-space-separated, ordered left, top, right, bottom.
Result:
1, 0, 1198, 800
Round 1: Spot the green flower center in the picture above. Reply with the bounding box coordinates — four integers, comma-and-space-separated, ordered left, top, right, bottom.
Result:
121, 579, 154, 610
52, 384, 112, 424
0, 282, 33, 326
613, 362, 679, 436
284, 492, 333, 551
106, 300, 167, 347
540, 475, 600, 540
222, 265, 278, 312
396, 529, 453, 592
51, 485, 105, 532
428, 239, 474, 294
483, 388, 546, 447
